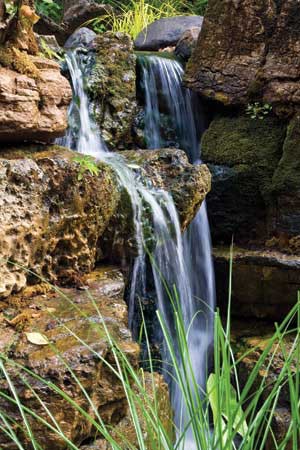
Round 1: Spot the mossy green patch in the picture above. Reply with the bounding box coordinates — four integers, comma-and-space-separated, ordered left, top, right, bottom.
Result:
271, 115, 300, 195
201, 115, 287, 200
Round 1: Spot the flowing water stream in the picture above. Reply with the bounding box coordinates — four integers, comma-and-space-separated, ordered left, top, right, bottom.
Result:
60, 48, 215, 449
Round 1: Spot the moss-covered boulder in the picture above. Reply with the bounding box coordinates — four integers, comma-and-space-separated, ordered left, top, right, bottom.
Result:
88, 32, 137, 150
201, 115, 286, 242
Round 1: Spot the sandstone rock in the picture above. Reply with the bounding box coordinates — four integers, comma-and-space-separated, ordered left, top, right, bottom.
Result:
184, 0, 300, 113
64, 27, 96, 50
0, 267, 141, 449
0, 56, 72, 143
214, 246, 300, 321
201, 115, 286, 242
134, 16, 203, 52
88, 32, 137, 150
0, 146, 120, 299
175, 27, 201, 61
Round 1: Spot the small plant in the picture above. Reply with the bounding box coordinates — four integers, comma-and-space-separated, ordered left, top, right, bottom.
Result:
73, 154, 100, 181
246, 102, 272, 120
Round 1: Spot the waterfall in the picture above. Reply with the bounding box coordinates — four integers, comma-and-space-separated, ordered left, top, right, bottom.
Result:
61, 48, 215, 449
138, 54, 216, 445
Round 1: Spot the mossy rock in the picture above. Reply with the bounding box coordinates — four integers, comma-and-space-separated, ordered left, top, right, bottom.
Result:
201, 115, 287, 242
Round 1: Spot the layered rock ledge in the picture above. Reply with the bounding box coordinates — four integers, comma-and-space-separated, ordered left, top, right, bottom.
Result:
214, 246, 300, 321
0, 57, 72, 143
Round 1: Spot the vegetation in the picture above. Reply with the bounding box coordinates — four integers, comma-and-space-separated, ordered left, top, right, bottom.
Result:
0, 255, 299, 449
35, 0, 62, 22
246, 102, 273, 120
73, 154, 100, 180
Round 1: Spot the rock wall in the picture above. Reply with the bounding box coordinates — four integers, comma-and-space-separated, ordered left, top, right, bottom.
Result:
185, 0, 300, 115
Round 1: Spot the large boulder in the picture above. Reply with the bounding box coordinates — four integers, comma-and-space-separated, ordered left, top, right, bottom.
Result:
201, 115, 286, 242
0, 146, 120, 298
0, 57, 71, 143
88, 32, 137, 150
0, 146, 210, 298
0, 267, 161, 449
134, 16, 203, 51
185, 0, 300, 114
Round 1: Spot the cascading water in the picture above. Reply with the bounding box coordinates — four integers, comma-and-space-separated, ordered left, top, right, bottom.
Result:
138, 54, 216, 444
61, 47, 215, 449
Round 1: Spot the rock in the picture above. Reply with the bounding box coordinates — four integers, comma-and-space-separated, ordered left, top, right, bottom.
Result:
0, 146, 120, 299
34, 15, 69, 46
36, 34, 62, 55
214, 246, 300, 321
79, 370, 173, 449
89, 32, 137, 150
184, 0, 300, 113
100, 148, 211, 263
231, 320, 299, 449
0, 146, 209, 298
134, 16, 203, 51
64, 27, 96, 50
270, 115, 300, 236
0, 56, 72, 143
175, 27, 201, 61
122, 149, 211, 230
201, 115, 286, 242
0, 267, 141, 449
62, 2, 111, 44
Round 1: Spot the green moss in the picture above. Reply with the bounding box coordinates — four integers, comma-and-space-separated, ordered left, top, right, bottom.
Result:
0, 46, 40, 79
271, 115, 300, 194
201, 115, 286, 200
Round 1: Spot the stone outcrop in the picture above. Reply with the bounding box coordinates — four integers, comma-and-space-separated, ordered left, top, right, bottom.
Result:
0, 146, 120, 299
185, 0, 300, 114
214, 246, 300, 321
88, 32, 137, 150
0, 57, 71, 143
134, 16, 203, 52
0, 267, 172, 449
0, 146, 210, 299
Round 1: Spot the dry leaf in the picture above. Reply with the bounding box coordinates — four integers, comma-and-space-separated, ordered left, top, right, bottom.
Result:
25, 332, 49, 346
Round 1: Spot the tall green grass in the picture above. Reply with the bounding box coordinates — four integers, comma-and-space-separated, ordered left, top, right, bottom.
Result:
91, 0, 195, 39
0, 257, 299, 449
